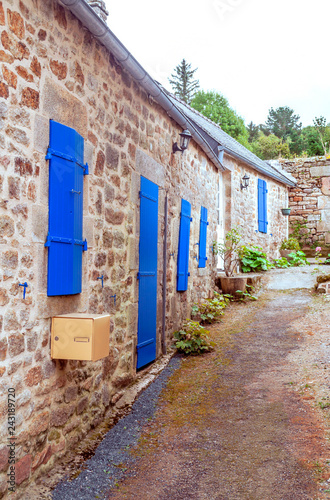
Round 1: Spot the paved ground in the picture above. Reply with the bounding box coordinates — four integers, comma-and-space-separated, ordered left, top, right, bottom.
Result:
47, 266, 330, 500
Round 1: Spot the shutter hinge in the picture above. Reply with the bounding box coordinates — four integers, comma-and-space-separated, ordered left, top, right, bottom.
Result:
83, 239, 88, 251
84, 163, 89, 175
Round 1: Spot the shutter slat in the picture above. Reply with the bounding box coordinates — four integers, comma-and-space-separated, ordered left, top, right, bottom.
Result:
198, 206, 208, 268
46, 120, 85, 296
177, 199, 191, 291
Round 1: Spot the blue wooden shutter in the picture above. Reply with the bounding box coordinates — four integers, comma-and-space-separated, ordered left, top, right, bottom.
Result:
258, 179, 268, 233
45, 120, 88, 296
137, 177, 158, 369
177, 199, 192, 291
198, 206, 208, 268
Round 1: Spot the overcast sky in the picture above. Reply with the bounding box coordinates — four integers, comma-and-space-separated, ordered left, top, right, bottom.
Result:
104, 0, 330, 128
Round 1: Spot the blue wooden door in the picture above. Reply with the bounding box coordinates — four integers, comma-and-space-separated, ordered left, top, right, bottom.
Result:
137, 177, 158, 369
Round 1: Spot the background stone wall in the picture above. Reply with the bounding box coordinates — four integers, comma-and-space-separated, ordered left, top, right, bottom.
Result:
0, 0, 219, 495
280, 157, 330, 247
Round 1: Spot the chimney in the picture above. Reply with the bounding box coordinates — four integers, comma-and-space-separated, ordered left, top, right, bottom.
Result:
86, 1, 109, 23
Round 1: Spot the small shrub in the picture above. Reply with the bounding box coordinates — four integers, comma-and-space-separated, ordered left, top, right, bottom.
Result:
173, 321, 215, 355
235, 285, 257, 302
191, 292, 229, 324
240, 245, 273, 273
288, 250, 308, 266
280, 238, 300, 251
324, 253, 330, 265
273, 257, 291, 268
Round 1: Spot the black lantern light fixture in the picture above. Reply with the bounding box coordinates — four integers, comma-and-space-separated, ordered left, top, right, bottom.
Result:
172, 129, 192, 154
240, 173, 250, 190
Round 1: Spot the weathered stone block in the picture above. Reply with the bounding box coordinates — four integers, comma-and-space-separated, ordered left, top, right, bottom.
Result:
0, 339, 7, 361
64, 385, 78, 403
106, 143, 119, 170
30, 55, 41, 77
29, 410, 50, 437
105, 207, 124, 225
34, 114, 49, 154
136, 149, 165, 187
128, 236, 138, 270
42, 78, 87, 138
310, 166, 330, 177
50, 405, 75, 427
3, 66, 17, 89
0, 214, 14, 237
76, 396, 89, 415
25, 366, 42, 386
0, 81, 9, 99
1, 30, 29, 60
0, 446, 8, 472
32, 205, 48, 243
8, 9, 25, 39
15, 454, 32, 485
21, 87, 39, 109
94, 150, 105, 176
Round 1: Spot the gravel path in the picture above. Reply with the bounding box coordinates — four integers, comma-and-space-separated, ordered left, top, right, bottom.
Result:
51, 358, 181, 500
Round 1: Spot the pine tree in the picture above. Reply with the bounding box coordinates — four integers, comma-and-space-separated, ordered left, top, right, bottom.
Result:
169, 59, 200, 104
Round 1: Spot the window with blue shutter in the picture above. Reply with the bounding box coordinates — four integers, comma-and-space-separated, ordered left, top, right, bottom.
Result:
258, 179, 268, 233
198, 206, 208, 268
45, 120, 88, 296
177, 199, 192, 291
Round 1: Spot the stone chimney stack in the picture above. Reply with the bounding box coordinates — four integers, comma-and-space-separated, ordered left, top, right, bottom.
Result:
86, 1, 109, 23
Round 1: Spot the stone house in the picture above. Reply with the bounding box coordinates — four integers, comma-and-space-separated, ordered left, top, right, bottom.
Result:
0, 0, 295, 495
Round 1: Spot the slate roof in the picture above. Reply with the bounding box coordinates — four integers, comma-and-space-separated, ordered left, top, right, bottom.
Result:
163, 90, 296, 187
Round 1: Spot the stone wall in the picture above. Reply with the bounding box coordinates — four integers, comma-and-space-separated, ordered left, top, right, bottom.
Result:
223, 155, 289, 257
0, 0, 219, 496
280, 157, 330, 247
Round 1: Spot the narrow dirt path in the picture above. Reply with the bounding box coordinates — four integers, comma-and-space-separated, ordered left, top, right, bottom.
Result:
108, 290, 330, 500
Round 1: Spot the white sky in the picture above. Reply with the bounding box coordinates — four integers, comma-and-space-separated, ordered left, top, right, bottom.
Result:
104, 0, 330, 127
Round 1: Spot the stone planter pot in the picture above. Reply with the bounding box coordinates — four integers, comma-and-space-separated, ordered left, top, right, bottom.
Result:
220, 276, 247, 297
281, 208, 291, 216
279, 249, 295, 260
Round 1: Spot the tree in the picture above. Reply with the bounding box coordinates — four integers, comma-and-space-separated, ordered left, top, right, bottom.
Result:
265, 106, 302, 140
190, 90, 249, 146
301, 126, 324, 156
247, 122, 259, 143
313, 116, 330, 155
251, 133, 290, 160
168, 59, 200, 104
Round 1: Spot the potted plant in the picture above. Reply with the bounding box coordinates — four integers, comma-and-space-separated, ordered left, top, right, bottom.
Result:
281, 207, 291, 216
213, 227, 247, 296
279, 237, 300, 259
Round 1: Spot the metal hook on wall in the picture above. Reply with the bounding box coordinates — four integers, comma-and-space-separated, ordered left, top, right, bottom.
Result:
19, 282, 28, 299
97, 275, 104, 288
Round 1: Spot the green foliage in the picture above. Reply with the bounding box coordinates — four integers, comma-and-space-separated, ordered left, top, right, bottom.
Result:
247, 121, 259, 142
272, 257, 291, 268
240, 245, 273, 273
235, 286, 258, 302
280, 237, 300, 251
265, 106, 302, 140
250, 132, 290, 160
301, 126, 324, 157
324, 254, 330, 265
289, 221, 311, 247
191, 292, 230, 324
168, 59, 199, 104
313, 116, 330, 156
288, 251, 309, 266
190, 91, 250, 146
213, 227, 243, 277
173, 321, 215, 355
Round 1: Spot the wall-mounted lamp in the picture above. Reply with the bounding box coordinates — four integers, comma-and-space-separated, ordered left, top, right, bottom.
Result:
172, 129, 192, 154
240, 173, 250, 190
